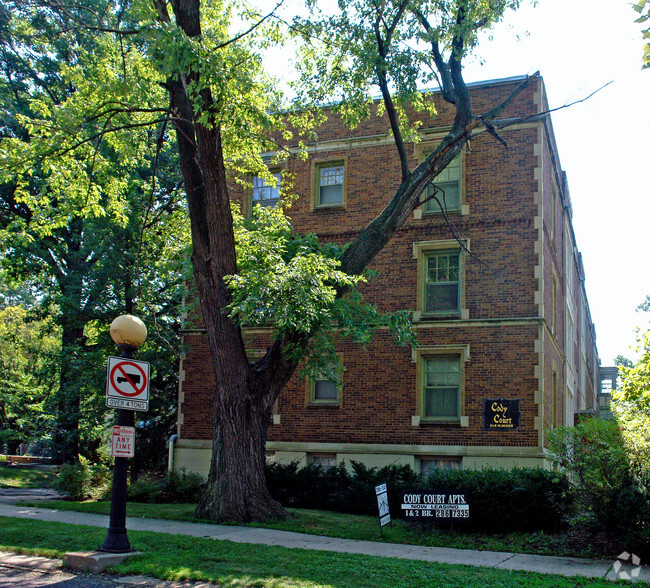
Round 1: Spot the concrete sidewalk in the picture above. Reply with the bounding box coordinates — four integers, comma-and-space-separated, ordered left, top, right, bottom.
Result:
0, 503, 649, 583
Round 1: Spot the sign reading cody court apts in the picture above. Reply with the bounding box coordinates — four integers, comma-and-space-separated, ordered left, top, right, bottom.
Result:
400, 491, 469, 520
483, 398, 521, 430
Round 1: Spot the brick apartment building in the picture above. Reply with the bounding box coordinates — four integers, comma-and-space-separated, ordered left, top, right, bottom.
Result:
171, 75, 600, 476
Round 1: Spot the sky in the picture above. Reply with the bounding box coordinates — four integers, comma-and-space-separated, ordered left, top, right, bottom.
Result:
462, 0, 650, 365
261, 0, 649, 365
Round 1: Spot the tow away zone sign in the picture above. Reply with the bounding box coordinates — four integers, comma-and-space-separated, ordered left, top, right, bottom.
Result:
106, 356, 150, 412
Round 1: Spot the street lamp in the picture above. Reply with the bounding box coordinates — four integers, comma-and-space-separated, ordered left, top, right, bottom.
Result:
99, 314, 147, 553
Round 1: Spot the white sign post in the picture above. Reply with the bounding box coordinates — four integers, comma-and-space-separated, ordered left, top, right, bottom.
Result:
375, 483, 391, 535
106, 356, 150, 412
111, 426, 135, 458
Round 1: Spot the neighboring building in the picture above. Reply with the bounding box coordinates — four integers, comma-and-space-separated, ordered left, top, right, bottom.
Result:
173, 75, 600, 477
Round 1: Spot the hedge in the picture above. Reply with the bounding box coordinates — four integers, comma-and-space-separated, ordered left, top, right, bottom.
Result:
265, 461, 573, 532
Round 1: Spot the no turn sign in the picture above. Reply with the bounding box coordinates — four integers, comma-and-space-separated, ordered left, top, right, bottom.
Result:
106, 356, 150, 412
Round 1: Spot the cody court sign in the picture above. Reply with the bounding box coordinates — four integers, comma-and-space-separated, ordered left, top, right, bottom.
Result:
106, 356, 150, 412
400, 490, 469, 520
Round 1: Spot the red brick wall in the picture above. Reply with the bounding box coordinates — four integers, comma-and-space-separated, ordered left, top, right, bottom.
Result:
178, 77, 597, 453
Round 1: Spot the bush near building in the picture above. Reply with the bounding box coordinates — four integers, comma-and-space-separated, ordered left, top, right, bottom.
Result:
265, 461, 573, 533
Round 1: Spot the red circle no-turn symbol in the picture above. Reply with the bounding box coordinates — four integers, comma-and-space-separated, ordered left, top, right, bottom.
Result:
109, 360, 148, 397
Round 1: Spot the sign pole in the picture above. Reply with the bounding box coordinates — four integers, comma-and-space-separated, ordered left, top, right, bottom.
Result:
100, 343, 137, 553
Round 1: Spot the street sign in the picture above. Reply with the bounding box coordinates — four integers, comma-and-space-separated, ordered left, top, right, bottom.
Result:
106, 356, 150, 412
111, 426, 135, 458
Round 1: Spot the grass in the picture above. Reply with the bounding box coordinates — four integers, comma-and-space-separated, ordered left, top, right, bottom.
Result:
0, 516, 640, 588
25, 500, 614, 560
0, 465, 58, 489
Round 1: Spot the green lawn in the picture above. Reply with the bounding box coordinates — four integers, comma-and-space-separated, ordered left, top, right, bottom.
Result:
0, 517, 638, 588
0, 465, 57, 489
26, 499, 613, 560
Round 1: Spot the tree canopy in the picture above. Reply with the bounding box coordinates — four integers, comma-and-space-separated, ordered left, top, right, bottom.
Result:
0, 0, 189, 462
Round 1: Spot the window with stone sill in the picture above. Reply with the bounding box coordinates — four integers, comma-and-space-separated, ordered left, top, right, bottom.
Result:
425, 250, 461, 315
423, 355, 461, 419
314, 161, 345, 208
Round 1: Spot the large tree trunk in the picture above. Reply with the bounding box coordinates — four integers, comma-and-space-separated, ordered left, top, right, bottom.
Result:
195, 386, 286, 520
165, 0, 289, 520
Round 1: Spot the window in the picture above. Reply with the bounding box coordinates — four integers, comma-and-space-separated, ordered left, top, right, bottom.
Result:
419, 457, 462, 477
412, 345, 469, 426
550, 187, 557, 244
551, 274, 558, 335
309, 453, 337, 470
313, 378, 338, 401
252, 172, 281, 208
552, 369, 558, 428
413, 240, 467, 320
314, 161, 345, 207
425, 251, 460, 314
423, 153, 462, 213
423, 355, 461, 419
308, 364, 341, 405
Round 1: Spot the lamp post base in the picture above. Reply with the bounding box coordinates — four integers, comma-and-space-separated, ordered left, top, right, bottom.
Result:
98, 527, 132, 553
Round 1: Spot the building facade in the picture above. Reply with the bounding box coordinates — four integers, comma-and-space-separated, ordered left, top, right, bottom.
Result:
172, 75, 600, 477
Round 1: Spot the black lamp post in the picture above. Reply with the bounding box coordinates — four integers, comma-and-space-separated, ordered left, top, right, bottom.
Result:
99, 314, 147, 553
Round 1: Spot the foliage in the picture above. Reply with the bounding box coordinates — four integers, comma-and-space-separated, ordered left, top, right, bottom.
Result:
0, 305, 59, 453
127, 470, 205, 504
228, 204, 415, 376
265, 460, 418, 515
615, 355, 634, 368
293, 0, 520, 122
53, 456, 111, 501
548, 418, 631, 525
548, 417, 650, 557
616, 330, 650, 413
266, 461, 570, 532
634, 0, 650, 68
0, 0, 190, 463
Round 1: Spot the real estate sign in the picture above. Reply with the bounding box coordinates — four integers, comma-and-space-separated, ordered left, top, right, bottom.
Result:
400, 490, 469, 520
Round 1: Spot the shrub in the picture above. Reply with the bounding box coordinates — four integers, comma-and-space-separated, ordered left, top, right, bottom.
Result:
54, 457, 111, 501
548, 417, 650, 555
127, 469, 204, 503
420, 467, 572, 532
266, 460, 569, 532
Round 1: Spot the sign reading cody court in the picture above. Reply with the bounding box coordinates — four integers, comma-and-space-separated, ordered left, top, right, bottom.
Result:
400, 490, 469, 520
483, 398, 521, 430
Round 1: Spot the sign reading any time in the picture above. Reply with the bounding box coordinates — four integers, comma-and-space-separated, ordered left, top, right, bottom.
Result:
400, 490, 469, 520
106, 356, 151, 412
111, 426, 135, 458
483, 398, 521, 430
